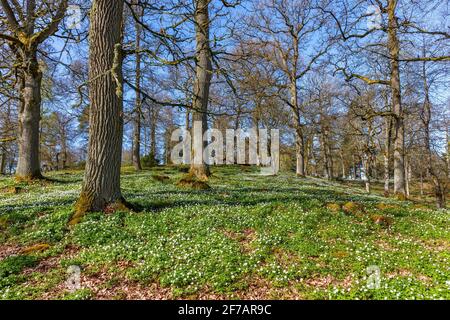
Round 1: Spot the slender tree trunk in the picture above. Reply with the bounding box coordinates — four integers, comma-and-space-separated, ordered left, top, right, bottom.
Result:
190, 0, 212, 180
304, 135, 311, 176
419, 169, 424, 198
60, 125, 68, 169
16, 50, 42, 179
185, 109, 190, 130
364, 157, 371, 193
340, 150, 345, 178
383, 117, 392, 196
149, 106, 157, 165
74, 0, 126, 218
292, 102, 305, 176
132, 3, 142, 171
164, 126, 171, 165
422, 61, 446, 208
405, 156, 410, 197
310, 139, 317, 176
0, 149, 6, 175
321, 121, 333, 180
388, 0, 406, 198
446, 124, 450, 179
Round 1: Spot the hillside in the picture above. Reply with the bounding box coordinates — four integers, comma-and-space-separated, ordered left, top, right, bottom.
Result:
0, 166, 449, 300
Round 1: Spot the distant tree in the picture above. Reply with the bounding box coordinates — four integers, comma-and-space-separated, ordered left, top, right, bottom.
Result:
0, 0, 68, 179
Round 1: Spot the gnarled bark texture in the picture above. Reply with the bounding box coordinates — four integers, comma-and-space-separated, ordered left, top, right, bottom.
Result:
16, 50, 42, 178
0, 0, 68, 179
74, 0, 125, 217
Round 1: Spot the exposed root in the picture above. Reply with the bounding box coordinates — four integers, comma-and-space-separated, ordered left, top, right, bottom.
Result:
189, 165, 210, 181
21, 243, 50, 254
176, 173, 211, 190
395, 193, 407, 201
151, 175, 170, 183
69, 193, 133, 226
1, 186, 24, 194
14, 173, 44, 183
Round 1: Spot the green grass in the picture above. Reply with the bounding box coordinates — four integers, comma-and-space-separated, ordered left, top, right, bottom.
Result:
0, 166, 448, 300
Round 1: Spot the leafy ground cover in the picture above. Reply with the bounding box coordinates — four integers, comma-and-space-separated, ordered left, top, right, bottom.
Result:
0, 166, 448, 300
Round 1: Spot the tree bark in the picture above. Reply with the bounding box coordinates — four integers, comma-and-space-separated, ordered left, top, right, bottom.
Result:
16, 50, 42, 179
387, 0, 406, 198
132, 3, 142, 171
190, 0, 212, 180
421, 61, 446, 208
74, 0, 126, 218
340, 150, 345, 178
292, 97, 305, 176
149, 105, 157, 165
59, 119, 68, 169
0, 0, 68, 179
0, 149, 6, 175
383, 116, 392, 196
321, 120, 333, 180
405, 156, 410, 197
447, 124, 450, 179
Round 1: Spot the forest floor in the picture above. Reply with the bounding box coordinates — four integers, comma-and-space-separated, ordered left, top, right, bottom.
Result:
0, 165, 449, 300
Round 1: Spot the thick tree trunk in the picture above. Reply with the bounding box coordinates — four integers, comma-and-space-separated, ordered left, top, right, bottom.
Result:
190, 0, 212, 180
388, 0, 406, 198
2, 0, 67, 179
132, 4, 142, 171
74, 0, 126, 218
16, 50, 42, 179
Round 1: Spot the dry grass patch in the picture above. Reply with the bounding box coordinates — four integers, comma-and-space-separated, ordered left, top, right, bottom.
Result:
326, 202, 341, 213
177, 173, 211, 190
342, 202, 363, 215
304, 274, 353, 290
151, 175, 170, 183
222, 228, 257, 253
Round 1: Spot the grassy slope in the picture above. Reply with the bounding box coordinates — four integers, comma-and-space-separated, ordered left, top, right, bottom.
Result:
0, 166, 449, 300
